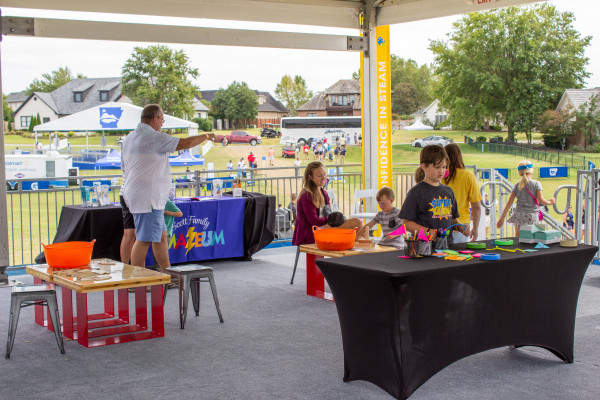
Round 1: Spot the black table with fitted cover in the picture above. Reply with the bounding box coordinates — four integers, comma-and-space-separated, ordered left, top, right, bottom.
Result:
315, 239, 598, 400
36, 191, 275, 264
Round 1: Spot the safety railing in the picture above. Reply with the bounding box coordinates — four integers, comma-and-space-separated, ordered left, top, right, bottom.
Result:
466, 138, 587, 170
7, 163, 595, 268
5, 164, 367, 267
477, 168, 576, 241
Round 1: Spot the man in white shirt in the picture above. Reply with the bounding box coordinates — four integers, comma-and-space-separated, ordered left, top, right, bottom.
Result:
121, 104, 215, 270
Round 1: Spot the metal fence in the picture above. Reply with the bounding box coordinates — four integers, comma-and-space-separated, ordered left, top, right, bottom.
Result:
466, 137, 588, 169
7, 163, 597, 268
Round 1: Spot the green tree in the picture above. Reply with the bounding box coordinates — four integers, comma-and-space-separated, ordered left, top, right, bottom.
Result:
352, 70, 360, 80
25, 66, 85, 95
210, 82, 258, 129
3, 93, 14, 125
430, 4, 590, 141
572, 95, 600, 148
390, 56, 433, 109
121, 45, 200, 118
537, 109, 574, 149
391, 82, 420, 115
274, 74, 313, 116
28, 113, 41, 132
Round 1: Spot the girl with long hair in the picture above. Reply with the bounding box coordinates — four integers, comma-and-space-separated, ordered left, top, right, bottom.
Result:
443, 143, 481, 242
292, 161, 366, 246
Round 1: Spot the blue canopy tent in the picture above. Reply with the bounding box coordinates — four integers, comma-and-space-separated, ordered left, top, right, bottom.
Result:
169, 150, 205, 166
95, 149, 122, 169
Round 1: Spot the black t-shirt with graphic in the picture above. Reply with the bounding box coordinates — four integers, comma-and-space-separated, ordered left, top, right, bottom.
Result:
399, 181, 459, 232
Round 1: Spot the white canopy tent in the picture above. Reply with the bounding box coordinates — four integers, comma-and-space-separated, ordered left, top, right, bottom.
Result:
33, 102, 198, 133
33, 101, 199, 153
0, 0, 542, 270
405, 120, 434, 131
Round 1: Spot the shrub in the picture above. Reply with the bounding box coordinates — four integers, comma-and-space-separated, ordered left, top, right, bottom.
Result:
398, 114, 414, 120
192, 117, 213, 132
490, 125, 503, 131
476, 136, 487, 142
569, 145, 583, 152
594, 143, 600, 153
67, 132, 75, 137
542, 134, 562, 150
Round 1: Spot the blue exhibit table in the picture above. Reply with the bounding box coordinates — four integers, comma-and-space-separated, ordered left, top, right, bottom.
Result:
36, 192, 276, 265
146, 197, 245, 264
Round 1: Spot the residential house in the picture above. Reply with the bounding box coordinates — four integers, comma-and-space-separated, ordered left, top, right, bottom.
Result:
193, 96, 210, 119
555, 88, 600, 147
199, 89, 288, 127
411, 99, 448, 126
13, 77, 131, 131
297, 79, 360, 117
6, 91, 27, 112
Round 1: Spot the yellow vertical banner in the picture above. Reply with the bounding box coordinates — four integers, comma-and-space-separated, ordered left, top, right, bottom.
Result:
360, 50, 365, 186
375, 25, 392, 189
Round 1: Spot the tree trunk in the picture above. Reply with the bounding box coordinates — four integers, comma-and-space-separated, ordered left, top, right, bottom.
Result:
507, 124, 515, 142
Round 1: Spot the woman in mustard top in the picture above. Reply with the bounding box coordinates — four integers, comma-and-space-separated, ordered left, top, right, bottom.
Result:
443, 144, 482, 242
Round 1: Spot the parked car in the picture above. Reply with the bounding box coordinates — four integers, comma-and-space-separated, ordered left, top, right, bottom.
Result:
214, 131, 261, 146
261, 124, 281, 138
411, 135, 453, 148
281, 145, 296, 158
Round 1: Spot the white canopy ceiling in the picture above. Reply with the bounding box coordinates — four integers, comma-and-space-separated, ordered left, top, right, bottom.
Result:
33, 102, 198, 132
0, 1, 542, 32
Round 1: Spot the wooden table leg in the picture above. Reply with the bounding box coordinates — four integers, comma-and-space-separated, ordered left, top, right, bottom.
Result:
62, 286, 74, 339
104, 290, 115, 317
76, 292, 89, 346
118, 288, 129, 323
306, 254, 333, 301
150, 285, 165, 337
33, 277, 45, 327
135, 286, 148, 330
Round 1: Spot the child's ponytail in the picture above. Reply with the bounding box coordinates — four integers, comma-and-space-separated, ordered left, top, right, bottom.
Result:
517, 160, 533, 190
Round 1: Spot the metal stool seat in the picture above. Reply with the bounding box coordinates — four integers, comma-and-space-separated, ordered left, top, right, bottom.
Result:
6, 284, 65, 358
165, 265, 224, 329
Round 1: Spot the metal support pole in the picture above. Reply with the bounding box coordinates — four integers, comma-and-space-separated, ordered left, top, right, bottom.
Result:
0, 36, 11, 284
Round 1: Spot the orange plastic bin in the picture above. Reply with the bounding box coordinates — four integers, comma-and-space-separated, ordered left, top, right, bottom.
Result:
42, 240, 95, 268
313, 226, 357, 251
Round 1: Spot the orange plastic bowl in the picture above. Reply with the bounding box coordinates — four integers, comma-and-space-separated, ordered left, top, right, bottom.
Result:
313, 226, 357, 251
42, 240, 95, 268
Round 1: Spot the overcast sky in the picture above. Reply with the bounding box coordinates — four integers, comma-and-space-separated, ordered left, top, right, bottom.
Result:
1, 0, 598, 97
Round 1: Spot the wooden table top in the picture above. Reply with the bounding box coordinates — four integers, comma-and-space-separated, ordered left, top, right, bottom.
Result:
26, 260, 171, 293
299, 243, 397, 258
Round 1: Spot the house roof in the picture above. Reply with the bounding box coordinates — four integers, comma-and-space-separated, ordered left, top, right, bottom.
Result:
411, 99, 445, 117
199, 90, 288, 113
6, 91, 27, 103
297, 79, 360, 111
33, 92, 59, 114
256, 91, 288, 113
14, 77, 124, 116
193, 96, 210, 112
325, 79, 360, 95
557, 88, 600, 112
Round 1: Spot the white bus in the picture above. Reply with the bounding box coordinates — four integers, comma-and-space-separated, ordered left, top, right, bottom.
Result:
280, 116, 362, 145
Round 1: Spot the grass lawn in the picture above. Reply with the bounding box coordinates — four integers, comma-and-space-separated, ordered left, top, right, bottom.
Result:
4, 130, 579, 266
